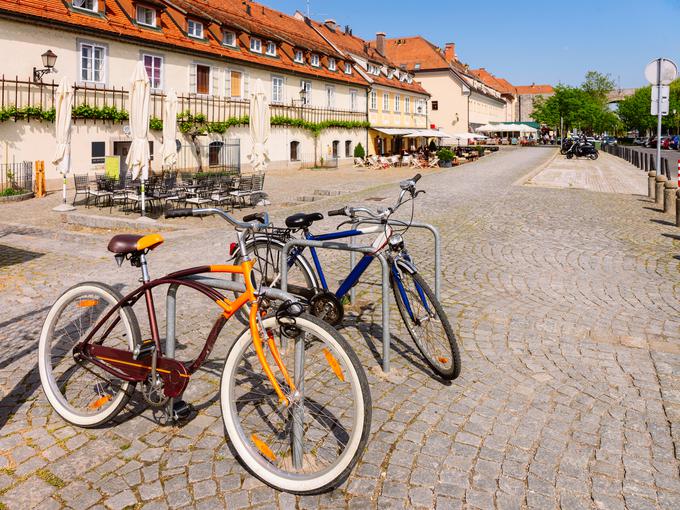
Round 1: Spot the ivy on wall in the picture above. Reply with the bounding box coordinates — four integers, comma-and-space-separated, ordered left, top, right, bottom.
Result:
0, 106, 370, 134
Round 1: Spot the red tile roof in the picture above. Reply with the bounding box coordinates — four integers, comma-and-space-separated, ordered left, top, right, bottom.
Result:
469, 68, 516, 96
0, 0, 369, 87
514, 84, 554, 95
305, 19, 429, 95
382, 36, 453, 73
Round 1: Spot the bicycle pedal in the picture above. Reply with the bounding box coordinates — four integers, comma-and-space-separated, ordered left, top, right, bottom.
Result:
171, 400, 193, 421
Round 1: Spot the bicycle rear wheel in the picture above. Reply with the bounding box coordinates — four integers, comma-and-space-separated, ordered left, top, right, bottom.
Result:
38, 282, 140, 427
220, 313, 371, 494
391, 270, 461, 380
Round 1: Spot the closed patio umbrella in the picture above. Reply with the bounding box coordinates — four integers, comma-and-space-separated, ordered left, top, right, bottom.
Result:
162, 89, 178, 168
126, 61, 151, 216
248, 78, 270, 173
52, 77, 75, 212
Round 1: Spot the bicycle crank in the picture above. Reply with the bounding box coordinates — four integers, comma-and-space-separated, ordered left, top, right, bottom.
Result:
309, 292, 344, 326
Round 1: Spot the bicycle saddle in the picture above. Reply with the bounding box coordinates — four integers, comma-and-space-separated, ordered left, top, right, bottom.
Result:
107, 233, 164, 254
285, 212, 324, 229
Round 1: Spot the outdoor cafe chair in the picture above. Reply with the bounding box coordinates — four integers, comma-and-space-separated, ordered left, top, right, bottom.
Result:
353, 157, 367, 168
378, 156, 392, 169
428, 157, 440, 168
72, 174, 91, 206
229, 174, 254, 208
401, 155, 412, 168
185, 188, 213, 210
90, 175, 114, 208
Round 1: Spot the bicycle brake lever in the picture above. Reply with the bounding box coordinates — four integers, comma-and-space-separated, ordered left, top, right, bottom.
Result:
415, 190, 426, 197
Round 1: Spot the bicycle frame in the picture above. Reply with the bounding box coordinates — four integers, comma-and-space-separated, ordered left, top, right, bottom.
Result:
72, 260, 294, 404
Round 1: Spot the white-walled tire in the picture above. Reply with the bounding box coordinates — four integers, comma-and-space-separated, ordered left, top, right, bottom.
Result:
38, 282, 140, 428
220, 313, 371, 494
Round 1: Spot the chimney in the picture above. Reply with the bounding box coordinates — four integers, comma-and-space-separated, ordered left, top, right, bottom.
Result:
344, 25, 351, 34
376, 32, 386, 55
445, 42, 456, 62
324, 19, 336, 30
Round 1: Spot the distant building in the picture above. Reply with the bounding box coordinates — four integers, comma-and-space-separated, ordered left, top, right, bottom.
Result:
514, 84, 555, 122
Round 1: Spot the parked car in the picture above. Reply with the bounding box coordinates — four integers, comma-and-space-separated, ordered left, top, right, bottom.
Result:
633, 137, 648, 146
647, 136, 671, 149
602, 136, 617, 145
670, 135, 680, 150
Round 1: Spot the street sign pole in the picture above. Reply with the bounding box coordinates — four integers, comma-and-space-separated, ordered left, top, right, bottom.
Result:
656, 61, 663, 177
646, 58, 677, 179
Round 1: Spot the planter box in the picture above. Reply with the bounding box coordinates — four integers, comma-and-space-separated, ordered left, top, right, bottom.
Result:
0, 191, 34, 203
438, 161, 453, 168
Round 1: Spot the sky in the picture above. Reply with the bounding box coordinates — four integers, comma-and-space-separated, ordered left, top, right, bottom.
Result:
268, 0, 680, 89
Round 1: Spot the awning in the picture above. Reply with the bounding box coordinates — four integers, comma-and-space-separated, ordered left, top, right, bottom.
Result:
404, 129, 453, 138
371, 128, 414, 136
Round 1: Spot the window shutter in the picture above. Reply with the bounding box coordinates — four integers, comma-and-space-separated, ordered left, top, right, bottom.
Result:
282, 76, 287, 104
212, 67, 220, 96
189, 63, 197, 94
243, 72, 250, 98
224, 68, 231, 98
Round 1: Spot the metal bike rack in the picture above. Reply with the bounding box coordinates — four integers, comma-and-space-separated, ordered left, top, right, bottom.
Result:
280, 238, 394, 372
347, 219, 442, 302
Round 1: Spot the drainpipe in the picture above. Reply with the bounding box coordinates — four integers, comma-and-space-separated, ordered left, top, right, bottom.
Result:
366, 87, 370, 155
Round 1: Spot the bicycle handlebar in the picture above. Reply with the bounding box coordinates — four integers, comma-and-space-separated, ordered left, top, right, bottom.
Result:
328, 208, 346, 217
165, 207, 270, 230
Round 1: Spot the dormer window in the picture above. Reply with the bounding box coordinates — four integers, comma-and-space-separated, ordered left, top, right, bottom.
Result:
328, 58, 336, 71
265, 41, 276, 56
387, 69, 394, 79
250, 37, 262, 53
136, 5, 156, 27
73, 0, 97, 13
344, 62, 352, 74
223, 30, 236, 47
310, 54, 320, 67
187, 19, 203, 39
294, 50, 304, 63
414, 63, 421, 70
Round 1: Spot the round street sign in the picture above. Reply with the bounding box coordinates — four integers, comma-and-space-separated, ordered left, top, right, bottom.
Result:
645, 58, 678, 85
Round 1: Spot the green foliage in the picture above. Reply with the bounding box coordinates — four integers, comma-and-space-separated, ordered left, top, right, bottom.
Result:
177, 110, 249, 135
0, 187, 25, 196
436, 148, 455, 162
149, 117, 163, 131
618, 79, 680, 134
270, 116, 370, 135
0, 106, 55, 121
532, 73, 620, 135
71, 104, 129, 122
353, 142, 365, 158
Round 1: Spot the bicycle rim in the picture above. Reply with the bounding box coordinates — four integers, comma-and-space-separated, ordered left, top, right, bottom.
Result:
220, 314, 370, 493
38, 282, 139, 427
392, 271, 460, 379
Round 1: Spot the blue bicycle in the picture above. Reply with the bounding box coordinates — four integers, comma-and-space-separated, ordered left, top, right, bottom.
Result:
232, 174, 461, 380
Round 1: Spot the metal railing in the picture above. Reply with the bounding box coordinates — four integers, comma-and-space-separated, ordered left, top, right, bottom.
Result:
0, 76, 367, 125
0, 161, 33, 192
602, 144, 676, 182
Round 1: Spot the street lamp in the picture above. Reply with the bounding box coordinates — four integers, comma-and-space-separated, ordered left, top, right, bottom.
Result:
33, 50, 57, 82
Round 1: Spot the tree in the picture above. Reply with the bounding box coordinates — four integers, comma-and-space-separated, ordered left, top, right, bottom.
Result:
617, 86, 654, 134
582, 71, 615, 105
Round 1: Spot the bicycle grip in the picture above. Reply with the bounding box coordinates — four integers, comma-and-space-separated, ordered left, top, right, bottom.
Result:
412, 173, 422, 183
243, 212, 266, 223
328, 208, 346, 217
165, 208, 194, 219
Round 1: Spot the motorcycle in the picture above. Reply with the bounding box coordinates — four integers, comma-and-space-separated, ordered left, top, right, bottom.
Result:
565, 137, 598, 160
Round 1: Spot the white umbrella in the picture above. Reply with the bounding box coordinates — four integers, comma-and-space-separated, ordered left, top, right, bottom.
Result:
162, 89, 178, 168
248, 78, 270, 173
126, 61, 151, 215
52, 77, 75, 211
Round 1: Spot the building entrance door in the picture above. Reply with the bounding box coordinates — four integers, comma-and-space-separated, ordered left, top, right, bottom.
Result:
113, 141, 131, 179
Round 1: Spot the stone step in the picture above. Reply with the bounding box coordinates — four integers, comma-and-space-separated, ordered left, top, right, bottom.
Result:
313, 189, 344, 196
296, 195, 318, 202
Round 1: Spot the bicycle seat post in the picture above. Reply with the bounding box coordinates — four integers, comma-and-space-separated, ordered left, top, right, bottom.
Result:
139, 252, 151, 283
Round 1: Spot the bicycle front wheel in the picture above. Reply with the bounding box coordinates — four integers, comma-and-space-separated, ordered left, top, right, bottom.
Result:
392, 270, 461, 380
38, 282, 140, 427
220, 313, 371, 494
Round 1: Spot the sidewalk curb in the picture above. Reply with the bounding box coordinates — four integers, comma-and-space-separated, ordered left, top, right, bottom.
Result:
512, 148, 559, 186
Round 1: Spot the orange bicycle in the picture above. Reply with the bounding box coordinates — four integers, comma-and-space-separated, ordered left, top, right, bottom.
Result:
38, 208, 371, 494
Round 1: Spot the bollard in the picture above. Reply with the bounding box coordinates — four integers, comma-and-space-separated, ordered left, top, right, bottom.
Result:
648, 171, 657, 199
655, 174, 667, 207
644, 153, 648, 171
677, 189, 680, 227
663, 181, 678, 215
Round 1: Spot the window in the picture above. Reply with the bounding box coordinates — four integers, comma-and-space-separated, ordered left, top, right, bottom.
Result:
414, 63, 421, 70
349, 89, 357, 111
73, 0, 97, 12
300, 80, 311, 105
394, 94, 400, 112
311, 54, 320, 67
345, 140, 352, 158
332, 140, 339, 159
223, 30, 236, 47
265, 41, 276, 56
328, 58, 336, 71
271, 76, 284, 104
79, 42, 105, 83
91, 141, 105, 164
383, 93, 389, 111
325, 85, 335, 108
290, 141, 300, 161
404, 96, 410, 113
431, 100, 439, 111
209, 141, 223, 167
187, 20, 203, 39
230, 70, 242, 97
250, 38, 262, 53
370, 90, 377, 110
344, 62, 352, 74
294, 50, 304, 63
136, 5, 155, 27
196, 64, 210, 95
143, 54, 163, 90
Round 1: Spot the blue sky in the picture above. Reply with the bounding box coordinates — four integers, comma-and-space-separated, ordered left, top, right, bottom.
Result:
269, 0, 679, 88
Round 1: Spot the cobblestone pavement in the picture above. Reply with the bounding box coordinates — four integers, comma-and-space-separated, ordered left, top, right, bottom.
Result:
0, 147, 679, 509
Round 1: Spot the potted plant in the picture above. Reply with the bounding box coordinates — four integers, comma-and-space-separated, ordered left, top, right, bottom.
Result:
353, 142, 365, 159
436, 148, 455, 168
